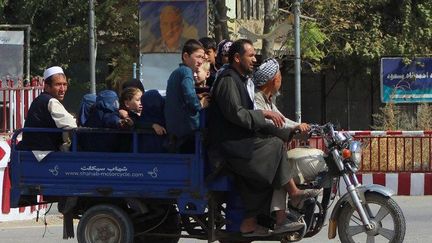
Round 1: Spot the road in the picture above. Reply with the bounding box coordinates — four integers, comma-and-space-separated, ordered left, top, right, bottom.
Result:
0, 196, 430, 243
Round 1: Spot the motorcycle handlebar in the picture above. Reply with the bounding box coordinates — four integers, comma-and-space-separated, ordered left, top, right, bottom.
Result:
308, 123, 336, 137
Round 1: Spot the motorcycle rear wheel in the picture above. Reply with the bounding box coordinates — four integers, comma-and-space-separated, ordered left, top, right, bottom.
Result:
337, 192, 405, 243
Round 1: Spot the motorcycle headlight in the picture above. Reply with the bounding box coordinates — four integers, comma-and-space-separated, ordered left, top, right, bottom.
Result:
349, 141, 362, 171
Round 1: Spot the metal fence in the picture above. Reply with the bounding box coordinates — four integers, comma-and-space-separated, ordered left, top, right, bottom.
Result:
351, 131, 432, 173
0, 78, 43, 134
294, 131, 432, 173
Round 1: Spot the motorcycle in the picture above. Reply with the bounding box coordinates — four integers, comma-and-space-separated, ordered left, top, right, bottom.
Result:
187, 122, 406, 243
282, 123, 406, 242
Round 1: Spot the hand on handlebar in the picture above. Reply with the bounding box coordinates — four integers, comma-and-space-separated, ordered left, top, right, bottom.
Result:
262, 110, 285, 128
296, 123, 310, 133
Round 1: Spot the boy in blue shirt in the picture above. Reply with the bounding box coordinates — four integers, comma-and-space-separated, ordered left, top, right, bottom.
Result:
164, 39, 209, 153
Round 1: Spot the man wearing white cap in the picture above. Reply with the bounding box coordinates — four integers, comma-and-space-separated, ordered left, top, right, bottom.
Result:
17, 66, 77, 151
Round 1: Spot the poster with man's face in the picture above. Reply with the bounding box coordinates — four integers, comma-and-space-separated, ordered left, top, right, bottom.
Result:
139, 0, 208, 53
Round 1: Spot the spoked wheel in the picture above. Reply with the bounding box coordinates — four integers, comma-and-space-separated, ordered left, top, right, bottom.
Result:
77, 204, 134, 243
338, 193, 406, 243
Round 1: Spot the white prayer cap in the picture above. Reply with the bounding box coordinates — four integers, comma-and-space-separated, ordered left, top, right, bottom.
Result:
43, 66, 64, 80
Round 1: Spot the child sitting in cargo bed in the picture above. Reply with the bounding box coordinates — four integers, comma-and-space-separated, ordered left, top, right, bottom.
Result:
119, 88, 167, 152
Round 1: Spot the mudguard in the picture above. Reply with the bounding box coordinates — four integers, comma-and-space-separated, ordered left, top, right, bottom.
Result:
327, 184, 394, 239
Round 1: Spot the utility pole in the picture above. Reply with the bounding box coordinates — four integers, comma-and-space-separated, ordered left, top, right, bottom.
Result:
89, 0, 96, 94
294, 0, 302, 122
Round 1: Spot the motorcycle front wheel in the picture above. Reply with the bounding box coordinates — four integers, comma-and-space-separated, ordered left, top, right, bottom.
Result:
337, 192, 405, 243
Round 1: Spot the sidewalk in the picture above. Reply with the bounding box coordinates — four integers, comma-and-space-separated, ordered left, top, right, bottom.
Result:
0, 214, 73, 228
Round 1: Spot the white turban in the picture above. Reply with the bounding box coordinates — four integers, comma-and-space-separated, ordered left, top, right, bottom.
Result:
253, 58, 280, 87
43, 66, 64, 80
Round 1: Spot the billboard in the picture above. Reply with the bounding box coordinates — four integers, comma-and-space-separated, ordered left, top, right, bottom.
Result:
139, 0, 207, 90
0, 31, 24, 82
139, 0, 207, 53
381, 57, 432, 103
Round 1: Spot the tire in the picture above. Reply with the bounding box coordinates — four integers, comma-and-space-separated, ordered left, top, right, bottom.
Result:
77, 204, 134, 243
337, 193, 406, 243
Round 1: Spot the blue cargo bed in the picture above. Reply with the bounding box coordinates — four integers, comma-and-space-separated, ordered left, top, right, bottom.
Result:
9, 128, 207, 214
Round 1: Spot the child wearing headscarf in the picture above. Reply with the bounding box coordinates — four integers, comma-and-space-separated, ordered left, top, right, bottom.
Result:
77, 93, 96, 127
214, 40, 233, 82
139, 90, 167, 152
81, 90, 132, 152
215, 39, 233, 69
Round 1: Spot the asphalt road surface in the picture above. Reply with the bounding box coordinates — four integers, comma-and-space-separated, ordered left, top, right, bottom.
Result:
0, 196, 430, 243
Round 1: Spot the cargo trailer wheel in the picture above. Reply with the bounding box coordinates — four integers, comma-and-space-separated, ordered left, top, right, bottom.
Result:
77, 204, 134, 243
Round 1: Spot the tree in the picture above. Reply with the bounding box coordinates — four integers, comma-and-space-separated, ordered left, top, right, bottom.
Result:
212, 0, 230, 42
1, 0, 138, 88
300, 0, 432, 64
259, 1, 328, 69
262, 0, 278, 59
294, 0, 432, 128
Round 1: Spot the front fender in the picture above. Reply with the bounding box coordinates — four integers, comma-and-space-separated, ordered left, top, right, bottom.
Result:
327, 184, 394, 239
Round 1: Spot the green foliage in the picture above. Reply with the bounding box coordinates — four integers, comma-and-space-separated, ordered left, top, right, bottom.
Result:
285, 21, 327, 71
294, 0, 432, 129
302, 0, 432, 63
301, 22, 327, 62
1, 0, 138, 87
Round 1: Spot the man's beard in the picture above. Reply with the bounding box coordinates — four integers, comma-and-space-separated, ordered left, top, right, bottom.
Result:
240, 62, 253, 75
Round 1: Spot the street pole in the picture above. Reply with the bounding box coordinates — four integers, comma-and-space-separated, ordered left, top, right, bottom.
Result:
89, 0, 96, 94
294, 0, 302, 122
25, 26, 30, 82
